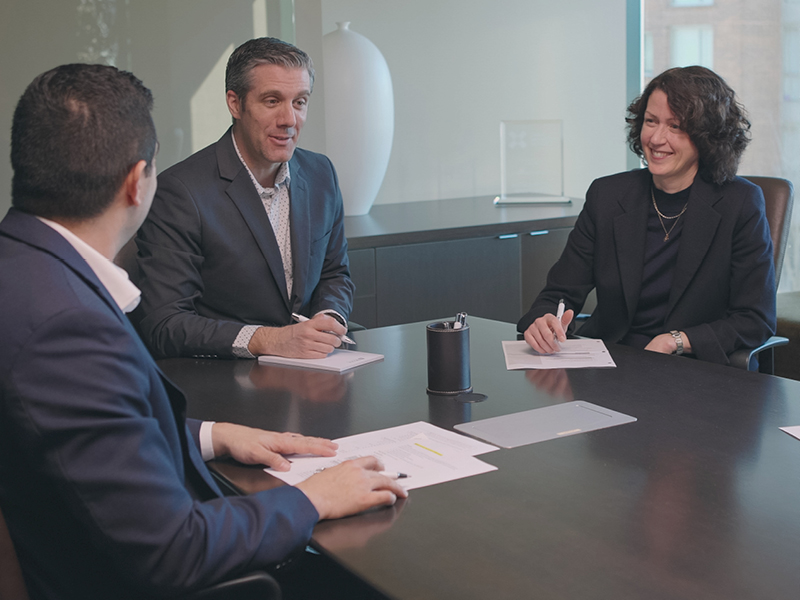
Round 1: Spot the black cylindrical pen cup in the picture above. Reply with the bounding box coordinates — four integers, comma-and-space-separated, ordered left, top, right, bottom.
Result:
426, 322, 472, 394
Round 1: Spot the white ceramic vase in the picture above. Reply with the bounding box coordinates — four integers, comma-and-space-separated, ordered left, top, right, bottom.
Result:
323, 22, 394, 216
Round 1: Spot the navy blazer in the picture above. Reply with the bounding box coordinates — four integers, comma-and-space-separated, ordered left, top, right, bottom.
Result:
518, 170, 776, 364
134, 129, 355, 358
0, 210, 318, 599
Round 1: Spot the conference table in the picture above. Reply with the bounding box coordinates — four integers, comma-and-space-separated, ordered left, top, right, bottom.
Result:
159, 317, 800, 600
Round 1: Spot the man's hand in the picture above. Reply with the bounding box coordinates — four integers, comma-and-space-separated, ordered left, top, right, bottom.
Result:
296, 456, 408, 520
211, 423, 337, 471
523, 309, 574, 354
645, 331, 692, 355
248, 314, 345, 358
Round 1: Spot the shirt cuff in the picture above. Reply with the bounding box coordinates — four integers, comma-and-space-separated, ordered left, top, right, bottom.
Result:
199, 421, 216, 462
232, 324, 260, 358
315, 309, 348, 331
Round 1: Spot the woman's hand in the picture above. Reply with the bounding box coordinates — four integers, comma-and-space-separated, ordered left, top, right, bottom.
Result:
523, 309, 574, 354
645, 331, 692, 355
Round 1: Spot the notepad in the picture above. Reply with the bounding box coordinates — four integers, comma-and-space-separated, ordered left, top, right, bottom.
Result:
454, 401, 636, 448
257, 349, 384, 373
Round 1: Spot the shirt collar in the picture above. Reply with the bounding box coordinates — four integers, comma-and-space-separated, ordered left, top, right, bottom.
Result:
231, 131, 291, 196
36, 217, 141, 313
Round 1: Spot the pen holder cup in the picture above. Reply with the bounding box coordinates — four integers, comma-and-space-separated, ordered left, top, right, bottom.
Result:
426, 322, 472, 395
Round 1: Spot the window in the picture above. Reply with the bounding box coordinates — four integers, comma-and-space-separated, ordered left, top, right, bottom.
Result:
670, 25, 714, 69
672, 0, 714, 6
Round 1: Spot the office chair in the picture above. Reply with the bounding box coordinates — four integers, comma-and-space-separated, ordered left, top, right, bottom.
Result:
0, 505, 281, 600
728, 176, 794, 373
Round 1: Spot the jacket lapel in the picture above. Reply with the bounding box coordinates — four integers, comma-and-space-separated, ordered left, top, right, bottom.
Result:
288, 155, 309, 312
667, 177, 721, 313
613, 172, 650, 322
217, 130, 291, 310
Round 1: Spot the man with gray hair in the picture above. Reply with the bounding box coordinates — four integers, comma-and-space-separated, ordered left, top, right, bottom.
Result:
134, 37, 355, 360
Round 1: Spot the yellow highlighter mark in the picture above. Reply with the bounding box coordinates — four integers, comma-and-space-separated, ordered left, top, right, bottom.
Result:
557, 429, 582, 436
414, 442, 443, 456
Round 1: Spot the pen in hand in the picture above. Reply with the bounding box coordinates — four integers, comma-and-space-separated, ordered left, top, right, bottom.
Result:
291, 312, 355, 345
554, 298, 566, 345
379, 471, 409, 479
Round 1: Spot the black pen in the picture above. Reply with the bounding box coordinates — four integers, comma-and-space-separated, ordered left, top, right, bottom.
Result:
379, 471, 409, 479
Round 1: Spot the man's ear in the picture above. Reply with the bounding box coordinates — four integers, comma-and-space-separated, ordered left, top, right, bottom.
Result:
226, 90, 242, 120
123, 160, 149, 208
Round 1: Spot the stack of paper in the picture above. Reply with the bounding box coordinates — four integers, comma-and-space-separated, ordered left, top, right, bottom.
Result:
265, 422, 498, 490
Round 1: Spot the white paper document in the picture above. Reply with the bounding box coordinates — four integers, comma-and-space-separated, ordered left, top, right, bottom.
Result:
502, 339, 616, 370
265, 421, 499, 491
257, 349, 384, 373
780, 426, 800, 441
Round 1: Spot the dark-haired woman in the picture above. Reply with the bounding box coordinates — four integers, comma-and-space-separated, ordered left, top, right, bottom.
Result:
518, 66, 776, 365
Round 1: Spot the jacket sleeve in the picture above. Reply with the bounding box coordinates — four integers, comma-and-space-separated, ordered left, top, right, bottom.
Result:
518, 181, 600, 333
682, 186, 776, 364
134, 171, 245, 359
305, 156, 355, 320
8, 305, 318, 596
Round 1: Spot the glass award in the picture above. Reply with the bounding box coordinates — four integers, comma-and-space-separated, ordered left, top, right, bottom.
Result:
495, 119, 570, 205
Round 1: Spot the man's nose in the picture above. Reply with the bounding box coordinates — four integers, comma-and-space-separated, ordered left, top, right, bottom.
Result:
277, 103, 297, 128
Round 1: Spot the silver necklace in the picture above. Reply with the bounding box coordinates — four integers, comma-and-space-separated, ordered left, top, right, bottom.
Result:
651, 187, 689, 242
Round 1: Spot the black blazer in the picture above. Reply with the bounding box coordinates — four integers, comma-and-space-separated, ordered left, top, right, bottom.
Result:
518, 169, 776, 364
135, 129, 355, 358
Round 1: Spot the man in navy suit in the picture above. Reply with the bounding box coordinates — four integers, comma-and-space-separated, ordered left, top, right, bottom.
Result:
135, 37, 355, 360
0, 63, 405, 600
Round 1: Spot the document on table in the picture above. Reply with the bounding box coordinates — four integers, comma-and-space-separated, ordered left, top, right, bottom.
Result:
780, 425, 800, 441
257, 349, 384, 373
502, 339, 616, 370
265, 421, 499, 491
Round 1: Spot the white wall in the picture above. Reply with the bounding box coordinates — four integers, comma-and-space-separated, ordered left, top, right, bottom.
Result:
319, 0, 630, 204
0, 0, 261, 216
0, 0, 629, 215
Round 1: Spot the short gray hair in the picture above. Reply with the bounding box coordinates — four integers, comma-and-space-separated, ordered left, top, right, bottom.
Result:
225, 37, 315, 101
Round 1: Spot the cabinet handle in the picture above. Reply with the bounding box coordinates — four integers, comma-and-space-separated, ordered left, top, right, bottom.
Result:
529, 230, 550, 237
497, 234, 519, 240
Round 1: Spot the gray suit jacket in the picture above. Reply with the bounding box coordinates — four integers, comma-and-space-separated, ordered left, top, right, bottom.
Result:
518, 169, 776, 364
135, 129, 355, 358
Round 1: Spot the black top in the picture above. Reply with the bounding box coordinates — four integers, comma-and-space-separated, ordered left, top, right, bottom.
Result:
621, 184, 691, 349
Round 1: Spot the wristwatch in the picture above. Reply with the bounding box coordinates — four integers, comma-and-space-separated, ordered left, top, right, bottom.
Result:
670, 330, 684, 356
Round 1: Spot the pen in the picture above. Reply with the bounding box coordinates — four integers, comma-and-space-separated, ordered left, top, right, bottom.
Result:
379, 471, 409, 479
453, 312, 467, 330
291, 312, 355, 345
554, 299, 565, 343
556, 299, 565, 322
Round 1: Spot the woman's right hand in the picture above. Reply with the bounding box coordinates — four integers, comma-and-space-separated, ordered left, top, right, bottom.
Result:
523, 309, 574, 354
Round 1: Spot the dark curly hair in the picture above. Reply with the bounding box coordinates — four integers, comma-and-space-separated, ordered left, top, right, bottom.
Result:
626, 66, 751, 185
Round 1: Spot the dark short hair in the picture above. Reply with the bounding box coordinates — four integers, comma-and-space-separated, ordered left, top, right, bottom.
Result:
11, 63, 156, 220
626, 66, 751, 185
225, 37, 315, 103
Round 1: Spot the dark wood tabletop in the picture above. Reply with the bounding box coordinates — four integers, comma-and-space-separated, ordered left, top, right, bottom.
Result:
159, 317, 800, 600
